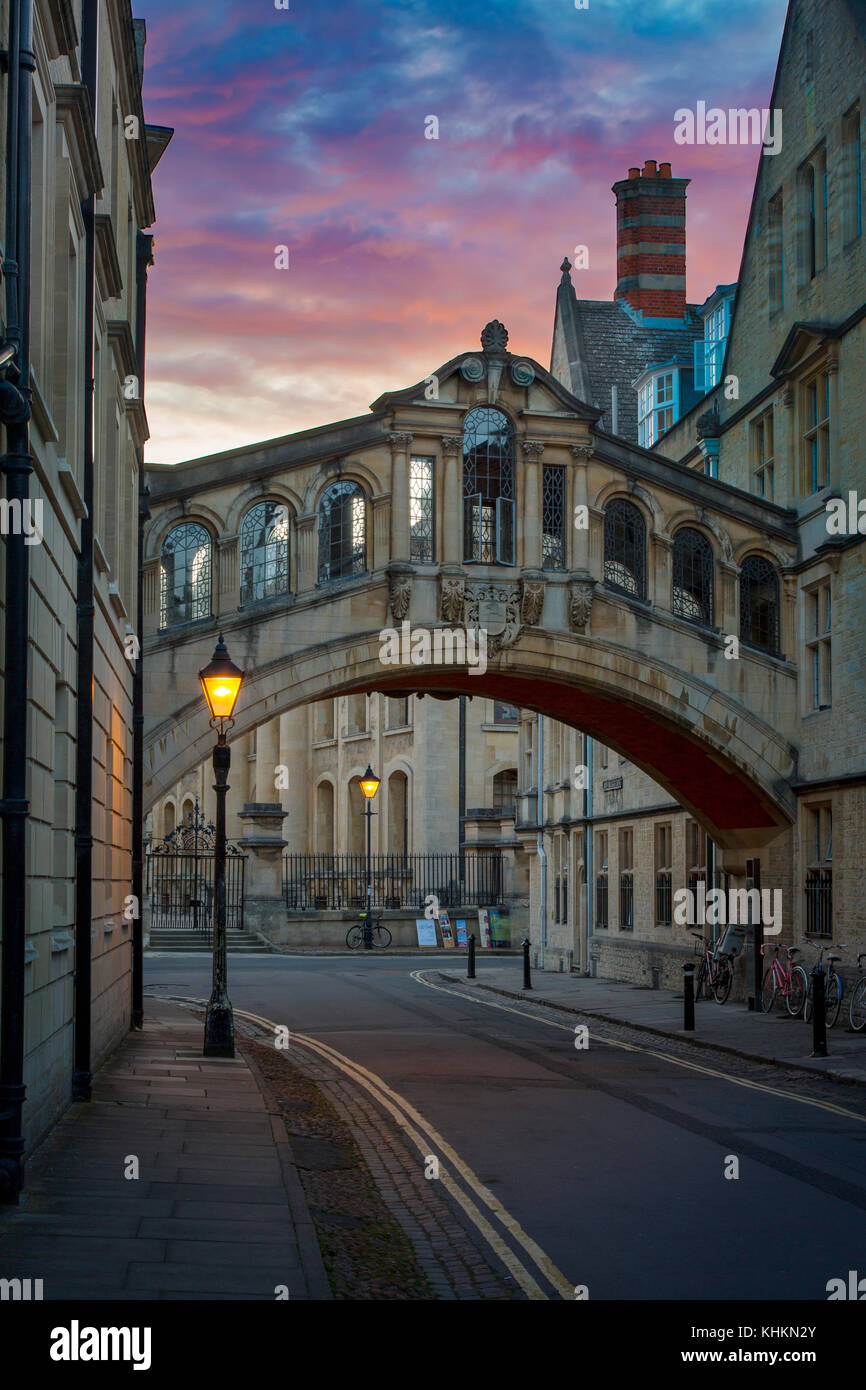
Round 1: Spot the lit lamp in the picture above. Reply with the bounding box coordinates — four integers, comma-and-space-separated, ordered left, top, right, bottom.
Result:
360, 764, 380, 946
198, 634, 244, 1057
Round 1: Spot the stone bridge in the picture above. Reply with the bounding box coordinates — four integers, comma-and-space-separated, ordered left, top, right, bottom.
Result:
143, 322, 800, 858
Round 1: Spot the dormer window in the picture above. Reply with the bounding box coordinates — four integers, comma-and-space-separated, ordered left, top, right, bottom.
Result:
694, 288, 734, 390
636, 370, 677, 448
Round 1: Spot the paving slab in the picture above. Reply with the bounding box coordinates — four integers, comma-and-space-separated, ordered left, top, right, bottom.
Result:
0, 1002, 331, 1300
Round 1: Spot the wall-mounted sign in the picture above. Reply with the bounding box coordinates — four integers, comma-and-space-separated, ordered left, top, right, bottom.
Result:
602, 777, 623, 791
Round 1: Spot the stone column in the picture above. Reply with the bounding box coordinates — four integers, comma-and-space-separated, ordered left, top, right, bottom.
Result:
280, 707, 309, 852
142, 559, 160, 634
237, 803, 289, 941
571, 443, 592, 575
389, 431, 413, 563
782, 383, 796, 496
255, 716, 282, 809
652, 535, 672, 610
719, 562, 739, 641
296, 513, 317, 592
441, 435, 462, 564
218, 535, 238, 618
521, 439, 544, 569
826, 345, 840, 490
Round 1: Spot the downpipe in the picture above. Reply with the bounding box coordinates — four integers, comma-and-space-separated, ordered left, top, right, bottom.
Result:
537, 714, 546, 971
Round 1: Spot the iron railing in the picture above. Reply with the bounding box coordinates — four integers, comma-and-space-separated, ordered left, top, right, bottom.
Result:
282, 852, 504, 911
619, 873, 634, 930
805, 869, 832, 938
146, 847, 246, 932
656, 872, 672, 925
596, 874, 609, 928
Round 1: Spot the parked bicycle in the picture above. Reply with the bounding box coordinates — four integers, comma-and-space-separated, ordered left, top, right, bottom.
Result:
760, 942, 807, 1017
849, 954, 866, 1032
346, 910, 392, 950
692, 932, 733, 1004
803, 940, 846, 1028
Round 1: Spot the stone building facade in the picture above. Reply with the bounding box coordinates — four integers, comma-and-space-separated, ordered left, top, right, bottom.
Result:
0, 0, 169, 1178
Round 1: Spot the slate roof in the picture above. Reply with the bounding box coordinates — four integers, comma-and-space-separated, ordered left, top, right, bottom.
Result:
552, 271, 703, 445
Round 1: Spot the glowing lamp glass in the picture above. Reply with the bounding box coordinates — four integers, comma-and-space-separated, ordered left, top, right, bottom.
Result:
360, 765, 380, 801
199, 636, 244, 721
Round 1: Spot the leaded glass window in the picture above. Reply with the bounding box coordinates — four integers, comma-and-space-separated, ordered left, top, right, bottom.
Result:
462, 407, 515, 564
318, 481, 366, 583
603, 499, 646, 600
542, 464, 566, 570
740, 555, 780, 655
159, 521, 212, 628
240, 501, 290, 605
409, 456, 434, 562
672, 527, 714, 627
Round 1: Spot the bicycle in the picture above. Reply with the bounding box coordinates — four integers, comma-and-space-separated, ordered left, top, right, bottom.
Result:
346, 910, 392, 950
692, 932, 734, 1004
760, 942, 807, 1017
803, 940, 846, 1028
849, 954, 866, 1032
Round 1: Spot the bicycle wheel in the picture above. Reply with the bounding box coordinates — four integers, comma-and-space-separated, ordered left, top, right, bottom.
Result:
346, 925, 363, 949
712, 957, 733, 1005
849, 978, 866, 1032
826, 971, 842, 1028
694, 961, 707, 1002
760, 968, 777, 1015
786, 965, 808, 1017
373, 925, 392, 948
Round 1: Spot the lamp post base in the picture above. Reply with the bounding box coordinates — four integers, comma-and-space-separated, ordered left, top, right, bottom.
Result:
203, 997, 235, 1058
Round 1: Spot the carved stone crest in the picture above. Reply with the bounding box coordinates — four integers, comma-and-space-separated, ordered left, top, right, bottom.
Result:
439, 572, 465, 624
520, 576, 545, 626
569, 579, 595, 632
388, 567, 413, 622
464, 582, 522, 655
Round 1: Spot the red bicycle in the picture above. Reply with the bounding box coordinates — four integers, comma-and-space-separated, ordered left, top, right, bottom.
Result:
692, 932, 733, 1005
760, 942, 807, 1017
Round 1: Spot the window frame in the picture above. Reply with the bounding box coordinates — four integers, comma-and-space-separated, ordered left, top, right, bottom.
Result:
317, 480, 368, 585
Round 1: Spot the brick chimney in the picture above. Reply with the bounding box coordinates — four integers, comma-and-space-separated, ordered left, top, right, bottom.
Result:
612, 160, 690, 320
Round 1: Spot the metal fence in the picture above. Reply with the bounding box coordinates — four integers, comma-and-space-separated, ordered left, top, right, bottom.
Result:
146, 805, 246, 932
805, 869, 832, 939
656, 872, 672, 925
595, 874, 609, 928
619, 873, 634, 930
282, 852, 504, 911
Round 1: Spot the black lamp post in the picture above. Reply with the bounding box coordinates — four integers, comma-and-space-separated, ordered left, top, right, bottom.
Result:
359, 765, 380, 942
198, 634, 244, 1057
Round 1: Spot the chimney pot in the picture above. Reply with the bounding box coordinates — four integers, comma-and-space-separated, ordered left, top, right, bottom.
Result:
643, 159, 658, 177
628, 167, 641, 180
659, 161, 672, 178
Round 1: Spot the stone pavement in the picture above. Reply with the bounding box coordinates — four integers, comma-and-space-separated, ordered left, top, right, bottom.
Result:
443, 964, 866, 1086
0, 1003, 330, 1300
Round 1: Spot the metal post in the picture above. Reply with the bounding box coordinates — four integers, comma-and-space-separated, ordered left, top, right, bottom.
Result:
364, 801, 373, 949
810, 959, 828, 1058
522, 937, 532, 990
467, 933, 476, 979
204, 737, 234, 1056
683, 962, 695, 1031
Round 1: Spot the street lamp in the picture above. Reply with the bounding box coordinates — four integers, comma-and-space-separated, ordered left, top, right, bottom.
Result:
198, 633, 244, 1057
360, 765, 380, 939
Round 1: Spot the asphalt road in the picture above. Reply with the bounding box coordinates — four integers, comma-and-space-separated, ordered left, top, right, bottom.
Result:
144, 952, 866, 1301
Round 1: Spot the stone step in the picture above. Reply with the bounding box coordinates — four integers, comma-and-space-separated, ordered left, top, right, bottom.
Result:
147, 931, 272, 954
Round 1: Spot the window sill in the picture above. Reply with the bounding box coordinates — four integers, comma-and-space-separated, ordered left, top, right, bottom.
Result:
343, 731, 371, 743
384, 725, 412, 736
312, 738, 337, 749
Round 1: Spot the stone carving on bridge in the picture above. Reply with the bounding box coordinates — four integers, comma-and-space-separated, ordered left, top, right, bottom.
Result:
439, 571, 465, 624
387, 566, 413, 622
568, 578, 596, 632
465, 582, 522, 656
520, 575, 545, 626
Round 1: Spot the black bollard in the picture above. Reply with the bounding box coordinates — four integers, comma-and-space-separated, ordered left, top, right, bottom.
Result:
810, 962, 828, 1057
467, 933, 476, 979
522, 938, 532, 990
683, 962, 695, 1032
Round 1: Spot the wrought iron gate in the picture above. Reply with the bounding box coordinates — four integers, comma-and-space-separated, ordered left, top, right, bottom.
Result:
146, 802, 246, 932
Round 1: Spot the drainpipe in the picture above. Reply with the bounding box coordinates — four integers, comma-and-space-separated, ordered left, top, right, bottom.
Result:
0, 0, 34, 1204
131, 233, 153, 1029
458, 694, 466, 883
73, 0, 98, 1102
537, 714, 546, 970
584, 734, 594, 976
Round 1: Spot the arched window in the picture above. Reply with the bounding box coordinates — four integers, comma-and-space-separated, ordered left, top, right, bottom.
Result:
159, 522, 212, 627
492, 768, 518, 813
348, 777, 366, 855
316, 782, 334, 855
740, 555, 780, 655
388, 771, 408, 856
181, 798, 194, 825
463, 407, 515, 564
672, 527, 714, 627
603, 499, 646, 600
163, 801, 176, 838
240, 501, 290, 604
318, 481, 366, 583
